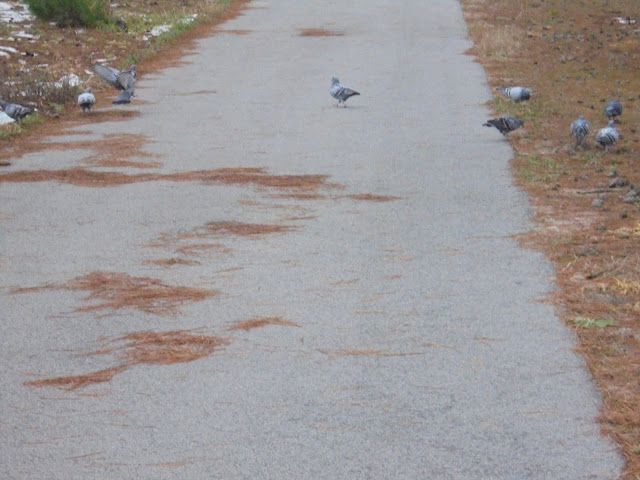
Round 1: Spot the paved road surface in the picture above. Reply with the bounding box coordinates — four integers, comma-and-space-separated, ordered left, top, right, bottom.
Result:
0, 1, 623, 478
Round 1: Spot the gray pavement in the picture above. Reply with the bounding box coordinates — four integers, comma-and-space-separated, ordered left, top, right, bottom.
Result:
0, 1, 623, 478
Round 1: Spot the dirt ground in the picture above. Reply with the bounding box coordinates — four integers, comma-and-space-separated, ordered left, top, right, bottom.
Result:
1, 0, 638, 477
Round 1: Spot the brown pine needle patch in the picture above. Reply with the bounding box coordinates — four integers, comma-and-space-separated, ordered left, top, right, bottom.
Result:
175, 243, 230, 256
49, 271, 219, 315
318, 348, 423, 357
213, 29, 251, 35
0, 166, 333, 191
25, 330, 229, 390
298, 28, 344, 37
24, 365, 127, 390
228, 316, 298, 331
118, 330, 228, 366
345, 193, 401, 202
202, 221, 292, 236
145, 258, 200, 267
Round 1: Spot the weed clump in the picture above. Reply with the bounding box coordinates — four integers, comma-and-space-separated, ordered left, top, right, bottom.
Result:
25, 0, 111, 27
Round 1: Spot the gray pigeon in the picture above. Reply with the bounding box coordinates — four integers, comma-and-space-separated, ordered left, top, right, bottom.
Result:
483, 115, 524, 135
570, 115, 590, 146
112, 90, 133, 105
330, 77, 360, 107
604, 99, 622, 121
77, 88, 96, 112
496, 86, 531, 102
0, 100, 34, 123
595, 120, 619, 152
92, 63, 136, 102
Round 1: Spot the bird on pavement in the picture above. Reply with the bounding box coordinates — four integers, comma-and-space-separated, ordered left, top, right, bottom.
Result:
595, 120, 619, 152
483, 115, 524, 135
604, 99, 622, 122
92, 63, 136, 102
496, 86, 531, 102
0, 100, 34, 123
570, 115, 590, 146
77, 88, 96, 112
330, 77, 360, 107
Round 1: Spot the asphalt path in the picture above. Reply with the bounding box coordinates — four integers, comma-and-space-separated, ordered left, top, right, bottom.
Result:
0, 1, 623, 478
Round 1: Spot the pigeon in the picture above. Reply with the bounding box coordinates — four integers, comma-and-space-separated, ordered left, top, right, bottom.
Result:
604, 99, 622, 121
112, 90, 133, 105
483, 115, 524, 135
0, 100, 34, 123
595, 120, 619, 152
77, 88, 96, 112
330, 77, 360, 107
92, 63, 136, 102
496, 86, 531, 102
570, 115, 590, 146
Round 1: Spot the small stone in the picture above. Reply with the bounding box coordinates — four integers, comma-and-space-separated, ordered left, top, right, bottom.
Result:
609, 177, 630, 188
622, 189, 639, 203
592, 198, 604, 207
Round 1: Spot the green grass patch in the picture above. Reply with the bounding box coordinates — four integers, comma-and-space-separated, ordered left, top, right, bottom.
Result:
25, 0, 111, 27
568, 317, 617, 328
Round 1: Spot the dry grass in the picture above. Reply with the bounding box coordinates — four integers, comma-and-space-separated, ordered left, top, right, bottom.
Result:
461, 0, 640, 476
227, 316, 298, 331
25, 330, 228, 390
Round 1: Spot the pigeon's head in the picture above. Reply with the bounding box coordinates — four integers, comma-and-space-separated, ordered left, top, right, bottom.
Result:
608, 120, 616, 127
84, 88, 92, 93
331, 77, 339, 85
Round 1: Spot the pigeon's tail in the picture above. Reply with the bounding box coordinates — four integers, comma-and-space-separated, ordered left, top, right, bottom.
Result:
113, 90, 134, 104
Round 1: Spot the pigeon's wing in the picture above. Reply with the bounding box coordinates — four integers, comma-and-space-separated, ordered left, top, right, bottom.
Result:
329, 83, 343, 99
341, 87, 360, 100
113, 90, 133, 104
117, 71, 135, 93
6, 104, 33, 121
93, 64, 122, 89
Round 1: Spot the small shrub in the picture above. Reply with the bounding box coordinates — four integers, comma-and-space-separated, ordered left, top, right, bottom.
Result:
25, 0, 110, 28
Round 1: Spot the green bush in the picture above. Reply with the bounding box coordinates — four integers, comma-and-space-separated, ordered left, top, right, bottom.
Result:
25, 0, 110, 28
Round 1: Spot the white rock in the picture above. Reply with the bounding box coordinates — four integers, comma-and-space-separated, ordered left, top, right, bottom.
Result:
14, 31, 39, 40
150, 24, 171, 36
56, 73, 80, 88
0, 111, 15, 125
0, 45, 18, 53
0, 2, 34, 23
